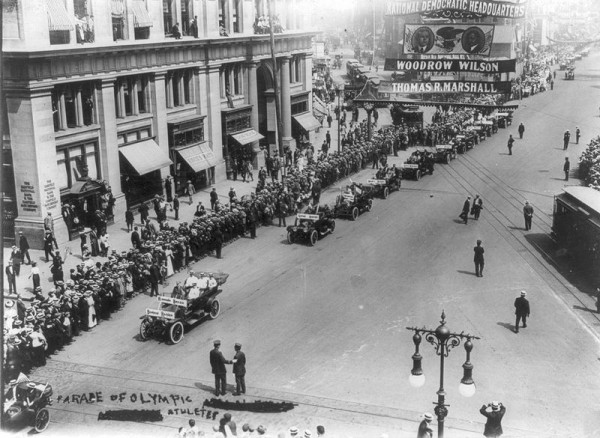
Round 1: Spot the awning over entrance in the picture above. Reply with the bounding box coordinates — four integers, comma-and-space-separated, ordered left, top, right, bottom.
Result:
119, 140, 172, 175
69, 179, 105, 197
230, 129, 264, 145
47, 0, 74, 31
111, 0, 126, 18
132, 0, 153, 27
293, 113, 321, 132
199, 143, 217, 167
176, 145, 211, 173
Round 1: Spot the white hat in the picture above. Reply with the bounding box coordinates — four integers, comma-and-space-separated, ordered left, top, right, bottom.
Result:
521, 290, 527, 296
491, 401, 500, 411
424, 412, 433, 420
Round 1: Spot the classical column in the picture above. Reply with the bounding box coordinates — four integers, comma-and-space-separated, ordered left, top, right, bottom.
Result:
96, 79, 124, 219
75, 87, 83, 126
119, 81, 126, 117
246, 61, 259, 130
178, 72, 186, 105
151, 73, 171, 182
165, 73, 174, 108
58, 91, 67, 129
131, 79, 139, 115
280, 56, 292, 149
206, 64, 225, 182
8, 87, 66, 248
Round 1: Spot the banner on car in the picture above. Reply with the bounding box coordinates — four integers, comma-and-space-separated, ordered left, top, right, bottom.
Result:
381, 80, 512, 94
403, 24, 495, 56
385, 0, 527, 19
384, 58, 516, 73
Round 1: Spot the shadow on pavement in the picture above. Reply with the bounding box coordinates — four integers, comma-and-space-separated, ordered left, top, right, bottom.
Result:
497, 322, 516, 333
453, 219, 466, 224
456, 270, 477, 276
573, 305, 599, 314
507, 225, 523, 230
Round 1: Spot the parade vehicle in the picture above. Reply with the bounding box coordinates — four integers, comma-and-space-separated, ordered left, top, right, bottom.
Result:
401, 151, 434, 180
496, 112, 513, 128
139, 272, 228, 344
453, 133, 476, 154
367, 174, 401, 199
433, 144, 457, 164
333, 186, 373, 220
3, 379, 53, 433
552, 187, 600, 282
469, 125, 487, 143
287, 211, 336, 246
565, 68, 575, 80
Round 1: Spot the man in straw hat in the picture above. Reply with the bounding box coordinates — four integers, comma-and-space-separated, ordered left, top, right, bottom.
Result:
480, 401, 506, 437
417, 412, 434, 438
514, 290, 530, 333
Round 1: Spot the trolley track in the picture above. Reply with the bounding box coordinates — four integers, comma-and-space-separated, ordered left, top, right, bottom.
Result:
435, 154, 600, 338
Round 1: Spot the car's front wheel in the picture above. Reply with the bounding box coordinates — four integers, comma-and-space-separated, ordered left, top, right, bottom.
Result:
309, 230, 318, 246
169, 321, 184, 344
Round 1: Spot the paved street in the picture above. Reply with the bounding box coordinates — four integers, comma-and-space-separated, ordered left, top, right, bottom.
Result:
8, 51, 600, 438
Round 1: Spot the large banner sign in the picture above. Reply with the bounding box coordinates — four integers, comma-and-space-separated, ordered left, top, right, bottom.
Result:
384, 58, 516, 72
403, 24, 494, 56
381, 81, 512, 94
385, 0, 527, 19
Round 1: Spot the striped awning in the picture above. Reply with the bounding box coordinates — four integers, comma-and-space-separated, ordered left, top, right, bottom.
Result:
119, 140, 172, 175
47, 0, 74, 31
111, 0, 126, 18
132, 0, 153, 28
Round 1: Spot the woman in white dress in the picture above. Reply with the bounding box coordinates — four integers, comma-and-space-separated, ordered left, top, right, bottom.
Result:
164, 245, 175, 277
85, 291, 97, 328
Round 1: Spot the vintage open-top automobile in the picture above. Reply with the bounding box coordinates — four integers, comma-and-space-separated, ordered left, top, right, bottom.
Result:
287, 211, 335, 246
139, 272, 228, 344
333, 186, 373, 220
433, 144, 457, 164
367, 175, 400, 199
3, 379, 53, 433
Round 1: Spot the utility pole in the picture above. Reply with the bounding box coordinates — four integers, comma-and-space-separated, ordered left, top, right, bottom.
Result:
268, 0, 284, 157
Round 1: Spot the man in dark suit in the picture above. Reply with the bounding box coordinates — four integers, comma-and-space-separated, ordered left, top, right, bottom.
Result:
173, 195, 180, 221
232, 343, 246, 395
18, 231, 31, 265
459, 196, 471, 224
479, 401, 506, 437
148, 262, 161, 297
5, 261, 17, 294
131, 227, 141, 248
10, 245, 22, 276
213, 227, 223, 259
125, 209, 134, 231
210, 340, 232, 396
514, 290, 530, 333
473, 240, 484, 277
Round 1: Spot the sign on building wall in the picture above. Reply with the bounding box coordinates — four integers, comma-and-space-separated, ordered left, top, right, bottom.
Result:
381, 80, 512, 94
384, 58, 516, 72
385, 0, 527, 19
403, 24, 495, 57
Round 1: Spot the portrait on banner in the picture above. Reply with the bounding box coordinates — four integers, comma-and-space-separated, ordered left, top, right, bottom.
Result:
403, 24, 495, 57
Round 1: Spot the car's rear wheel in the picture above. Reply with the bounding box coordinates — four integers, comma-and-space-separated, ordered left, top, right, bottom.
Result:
444, 154, 450, 164
139, 319, 151, 341
383, 187, 389, 199
330, 220, 336, 233
169, 321, 184, 344
351, 207, 359, 220
309, 230, 318, 246
35, 408, 50, 433
209, 299, 220, 319
287, 231, 294, 244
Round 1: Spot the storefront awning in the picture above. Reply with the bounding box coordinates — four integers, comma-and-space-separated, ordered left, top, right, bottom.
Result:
293, 113, 321, 132
47, 0, 74, 31
176, 145, 212, 173
119, 140, 172, 175
132, 0, 153, 28
231, 129, 264, 145
111, 0, 126, 18
199, 143, 217, 167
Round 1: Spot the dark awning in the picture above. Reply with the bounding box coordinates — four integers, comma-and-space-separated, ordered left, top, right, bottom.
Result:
293, 113, 321, 132
231, 129, 264, 145
119, 140, 172, 175
176, 145, 211, 173
47, 0, 74, 31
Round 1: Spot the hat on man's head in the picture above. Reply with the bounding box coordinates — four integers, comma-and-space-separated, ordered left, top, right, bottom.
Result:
235, 343, 241, 349
242, 424, 254, 432
521, 290, 527, 296
223, 413, 231, 420
491, 401, 500, 411
257, 425, 266, 433
289, 427, 299, 435
214, 339, 221, 346
424, 412, 433, 421
304, 431, 312, 438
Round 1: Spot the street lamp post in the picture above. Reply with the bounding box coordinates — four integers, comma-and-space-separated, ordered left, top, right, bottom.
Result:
363, 102, 374, 141
336, 83, 345, 152
406, 311, 480, 438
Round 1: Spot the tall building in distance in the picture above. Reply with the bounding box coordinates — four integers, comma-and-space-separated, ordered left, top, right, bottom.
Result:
2, 0, 318, 248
